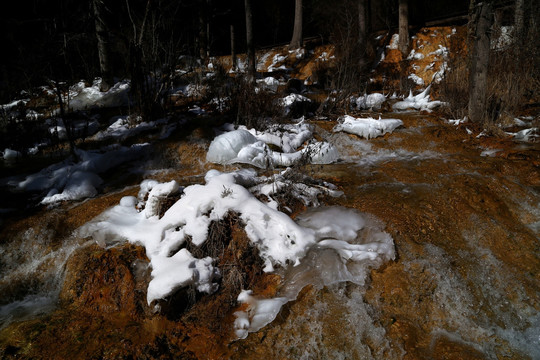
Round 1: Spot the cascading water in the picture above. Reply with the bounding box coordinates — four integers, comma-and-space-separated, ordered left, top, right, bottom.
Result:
0, 211, 86, 328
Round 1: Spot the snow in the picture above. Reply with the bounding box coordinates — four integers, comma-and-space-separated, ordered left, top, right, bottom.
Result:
408, 74, 425, 86
388, 34, 399, 49
14, 144, 148, 204
280, 93, 311, 115
69, 79, 130, 111
355, 93, 386, 110
510, 128, 539, 142
206, 125, 339, 168
333, 115, 403, 139
392, 86, 444, 112
3, 148, 22, 160
256, 77, 280, 93
233, 206, 395, 339
268, 54, 288, 72
78, 170, 394, 336
91, 116, 168, 141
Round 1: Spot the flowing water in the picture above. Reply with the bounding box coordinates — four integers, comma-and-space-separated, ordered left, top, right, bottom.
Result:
0, 112, 539, 359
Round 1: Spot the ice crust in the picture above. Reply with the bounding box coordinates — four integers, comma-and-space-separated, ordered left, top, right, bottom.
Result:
333, 115, 403, 139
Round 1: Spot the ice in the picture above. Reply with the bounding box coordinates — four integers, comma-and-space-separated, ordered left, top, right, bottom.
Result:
355, 93, 386, 110
392, 86, 444, 111
233, 206, 395, 339
333, 115, 403, 139
234, 290, 289, 339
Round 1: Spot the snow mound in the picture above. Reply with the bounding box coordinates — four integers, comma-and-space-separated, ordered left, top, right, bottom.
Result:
207, 125, 339, 168
333, 115, 403, 139
355, 93, 386, 110
77, 171, 394, 331
392, 86, 444, 112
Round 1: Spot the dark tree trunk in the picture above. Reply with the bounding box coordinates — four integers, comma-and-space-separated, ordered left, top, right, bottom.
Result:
514, 0, 525, 44
358, 0, 368, 66
230, 24, 237, 71
398, 0, 409, 55
289, 0, 303, 49
92, 0, 113, 92
468, 0, 494, 123
244, 0, 256, 82
199, 0, 208, 61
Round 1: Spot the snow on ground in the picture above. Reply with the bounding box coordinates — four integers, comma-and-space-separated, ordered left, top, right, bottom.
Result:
333, 115, 403, 139
392, 86, 444, 111
77, 169, 394, 338
206, 122, 339, 168
256, 77, 281, 93
2, 149, 22, 161
12, 144, 148, 204
68, 79, 130, 111
280, 93, 311, 115
354, 93, 387, 110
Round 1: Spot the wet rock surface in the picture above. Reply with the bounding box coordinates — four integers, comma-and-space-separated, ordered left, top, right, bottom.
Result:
1, 113, 539, 359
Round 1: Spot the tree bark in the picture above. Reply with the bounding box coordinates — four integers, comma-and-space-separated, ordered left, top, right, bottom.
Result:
230, 24, 237, 71
468, 0, 493, 123
514, 0, 525, 44
289, 0, 303, 49
398, 0, 409, 55
92, 0, 113, 92
358, 0, 368, 66
244, 0, 256, 82
199, 0, 208, 61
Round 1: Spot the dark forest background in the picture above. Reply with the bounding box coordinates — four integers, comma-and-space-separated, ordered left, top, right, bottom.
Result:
0, 0, 474, 103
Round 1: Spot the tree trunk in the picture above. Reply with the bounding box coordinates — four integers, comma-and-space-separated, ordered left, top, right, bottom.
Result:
514, 0, 525, 44
358, 0, 368, 66
92, 0, 113, 92
199, 0, 208, 61
289, 0, 303, 49
230, 24, 237, 71
398, 0, 409, 55
244, 0, 256, 82
468, 0, 493, 123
